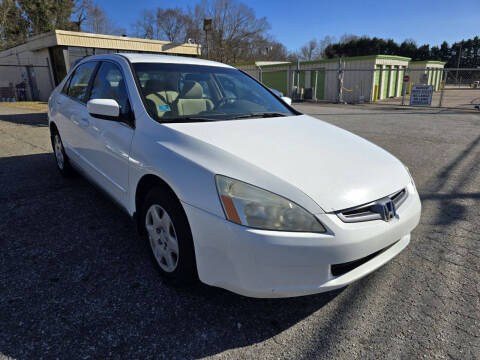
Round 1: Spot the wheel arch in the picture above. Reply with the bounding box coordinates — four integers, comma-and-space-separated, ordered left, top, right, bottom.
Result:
134, 173, 183, 234
49, 121, 58, 136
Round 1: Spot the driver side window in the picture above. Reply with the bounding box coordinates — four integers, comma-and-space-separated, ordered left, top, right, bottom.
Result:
217, 74, 245, 98
90, 62, 131, 116
197, 80, 212, 99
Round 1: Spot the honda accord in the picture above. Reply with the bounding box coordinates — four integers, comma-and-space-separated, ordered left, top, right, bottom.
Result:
48, 53, 421, 298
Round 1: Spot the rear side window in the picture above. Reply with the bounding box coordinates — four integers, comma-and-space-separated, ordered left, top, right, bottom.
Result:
89, 62, 130, 116
67, 62, 98, 102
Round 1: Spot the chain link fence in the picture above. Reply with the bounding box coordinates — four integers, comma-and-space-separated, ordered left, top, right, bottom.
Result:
0, 58, 54, 102
439, 68, 480, 109
245, 63, 480, 111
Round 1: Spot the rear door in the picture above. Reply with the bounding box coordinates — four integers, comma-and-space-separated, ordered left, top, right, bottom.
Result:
56, 61, 99, 168
83, 61, 135, 208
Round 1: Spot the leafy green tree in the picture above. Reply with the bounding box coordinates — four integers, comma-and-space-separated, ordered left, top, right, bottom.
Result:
0, 0, 28, 49
17, 0, 76, 35
323, 36, 480, 68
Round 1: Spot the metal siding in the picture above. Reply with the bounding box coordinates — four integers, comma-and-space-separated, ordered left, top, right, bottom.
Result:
262, 70, 288, 95
310, 69, 325, 100
56, 33, 200, 55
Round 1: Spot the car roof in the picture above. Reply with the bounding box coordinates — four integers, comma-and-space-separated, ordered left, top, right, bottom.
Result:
115, 53, 233, 68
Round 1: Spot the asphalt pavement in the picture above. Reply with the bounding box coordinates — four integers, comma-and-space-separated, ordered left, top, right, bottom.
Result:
0, 103, 478, 359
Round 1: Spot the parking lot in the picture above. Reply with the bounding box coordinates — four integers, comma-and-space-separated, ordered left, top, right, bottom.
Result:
0, 103, 478, 359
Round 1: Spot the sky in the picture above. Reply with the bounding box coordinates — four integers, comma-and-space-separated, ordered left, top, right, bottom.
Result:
99, 0, 480, 51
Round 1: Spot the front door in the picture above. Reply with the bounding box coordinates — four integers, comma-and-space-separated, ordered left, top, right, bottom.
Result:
83, 61, 134, 208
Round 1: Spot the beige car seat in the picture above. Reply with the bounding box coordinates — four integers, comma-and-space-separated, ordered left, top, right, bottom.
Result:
158, 75, 179, 104
175, 81, 214, 116
144, 79, 168, 117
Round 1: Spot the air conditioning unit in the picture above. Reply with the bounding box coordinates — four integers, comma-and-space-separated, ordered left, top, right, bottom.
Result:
304, 87, 316, 100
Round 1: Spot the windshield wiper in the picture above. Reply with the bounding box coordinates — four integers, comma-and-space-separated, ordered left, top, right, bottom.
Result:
162, 116, 217, 123
227, 112, 289, 120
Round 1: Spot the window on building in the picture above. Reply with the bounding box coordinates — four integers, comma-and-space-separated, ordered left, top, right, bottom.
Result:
68, 47, 95, 68
94, 48, 117, 55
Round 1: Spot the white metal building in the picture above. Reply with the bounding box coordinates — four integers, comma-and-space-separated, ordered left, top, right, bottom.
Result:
234, 55, 446, 103
409, 61, 445, 91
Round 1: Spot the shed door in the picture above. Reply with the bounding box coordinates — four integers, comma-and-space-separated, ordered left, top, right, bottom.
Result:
262, 70, 288, 96
310, 69, 325, 100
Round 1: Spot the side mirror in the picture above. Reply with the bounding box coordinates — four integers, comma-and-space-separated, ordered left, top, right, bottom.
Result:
87, 99, 120, 119
280, 96, 292, 106
269, 87, 283, 97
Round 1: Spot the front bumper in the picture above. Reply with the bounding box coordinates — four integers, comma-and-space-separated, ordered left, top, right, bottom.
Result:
182, 186, 421, 298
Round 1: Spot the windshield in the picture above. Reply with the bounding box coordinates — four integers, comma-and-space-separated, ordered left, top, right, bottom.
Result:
132, 63, 296, 122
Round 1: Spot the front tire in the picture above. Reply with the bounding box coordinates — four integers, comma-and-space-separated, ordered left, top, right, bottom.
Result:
142, 187, 197, 284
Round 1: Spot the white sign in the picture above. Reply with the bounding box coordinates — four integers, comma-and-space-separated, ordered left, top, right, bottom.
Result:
410, 85, 434, 106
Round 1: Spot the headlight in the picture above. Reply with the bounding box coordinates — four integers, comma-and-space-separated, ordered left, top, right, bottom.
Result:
405, 166, 417, 194
215, 175, 326, 233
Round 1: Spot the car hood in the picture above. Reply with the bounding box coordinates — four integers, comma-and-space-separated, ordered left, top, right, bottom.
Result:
164, 114, 410, 212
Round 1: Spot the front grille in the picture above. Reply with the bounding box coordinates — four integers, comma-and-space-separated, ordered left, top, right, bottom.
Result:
336, 188, 407, 223
330, 241, 397, 276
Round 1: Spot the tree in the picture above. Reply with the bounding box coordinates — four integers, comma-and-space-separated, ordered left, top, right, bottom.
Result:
133, 10, 155, 39
296, 36, 335, 61
134, 7, 190, 43
439, 41, 450, 60
134, 0, 273, 63
81, 0, 125, 35
17, 0, 76, 35
70, 0, 89, 32
156, 8, 188, 43
0, 0, 28, 49
132, 1, 288, 62
399, 39, 417, 59
300, 39, 319, 61
192, 0, 271, 62
339, 33, 358, 44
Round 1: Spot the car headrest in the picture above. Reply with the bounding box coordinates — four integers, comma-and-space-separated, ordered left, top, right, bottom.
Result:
144, 79, 164, 94
164, 75, 178, 91
180, 81, 203, 99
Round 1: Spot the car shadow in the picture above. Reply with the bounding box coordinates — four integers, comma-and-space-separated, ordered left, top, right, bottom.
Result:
0, 152, 342, 359
0, 112, 48, 127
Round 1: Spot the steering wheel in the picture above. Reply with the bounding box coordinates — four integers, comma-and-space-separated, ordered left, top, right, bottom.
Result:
216, 96, 237, 108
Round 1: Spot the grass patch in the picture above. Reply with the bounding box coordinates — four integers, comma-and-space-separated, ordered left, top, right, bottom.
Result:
0, 101, 48, 112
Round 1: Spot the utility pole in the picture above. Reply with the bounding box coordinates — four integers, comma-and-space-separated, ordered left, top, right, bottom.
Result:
203, 18, 212, 59
296, 59, 300, 101
456, 43, 462, 85
337, 58, 344, 103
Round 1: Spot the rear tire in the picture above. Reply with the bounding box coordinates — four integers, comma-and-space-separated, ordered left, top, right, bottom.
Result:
51, 130, 74, 177
142, 186, 197, 284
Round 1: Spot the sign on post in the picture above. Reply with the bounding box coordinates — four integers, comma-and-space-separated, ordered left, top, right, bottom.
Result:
409, 85, 434, 106
403, 75, 410, 83
203, 19, 212, 31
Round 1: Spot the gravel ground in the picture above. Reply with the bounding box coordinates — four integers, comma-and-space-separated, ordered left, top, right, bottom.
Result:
0, 103, 478, 359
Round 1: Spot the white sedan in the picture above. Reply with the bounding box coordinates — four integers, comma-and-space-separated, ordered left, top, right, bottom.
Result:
48, 53, 421, 298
